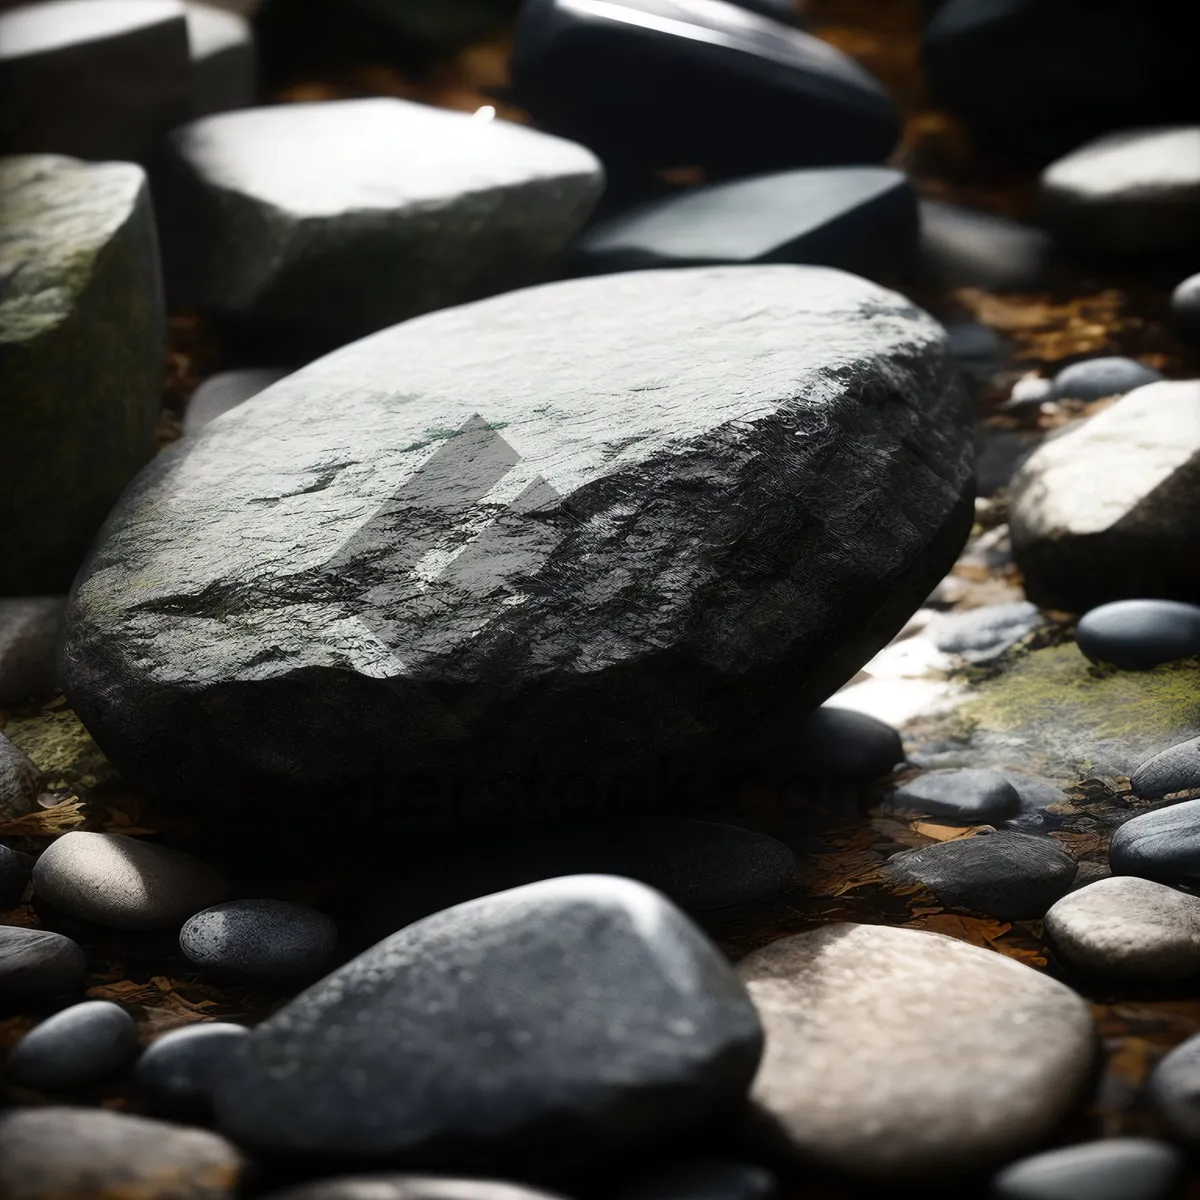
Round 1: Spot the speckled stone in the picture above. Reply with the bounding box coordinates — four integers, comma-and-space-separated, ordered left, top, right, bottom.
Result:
5, 1000, 138, 1089
0, 732, 44, 820
991, 1138, 1183, 1200
1109, 800, 1200, 886
0, 925, 87, 998
1150, 1033, 1200, 1143
1076, 599, 1200, 670
180, 900, 338, 981
0, 596, 64, 703
1051, 357, 1163, 403
0, 1107, 244, 1200
891, 769, 1020, 823
737, 923, 1096, 1179
33, 832, 228, 930
1044, 876, 1200, 980
137, 1023, 250, 1118
1132, 736, 1200, 800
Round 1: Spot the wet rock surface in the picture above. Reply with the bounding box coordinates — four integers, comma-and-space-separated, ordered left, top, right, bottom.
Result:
63, 266, 972, 818
0, 843, 33, 907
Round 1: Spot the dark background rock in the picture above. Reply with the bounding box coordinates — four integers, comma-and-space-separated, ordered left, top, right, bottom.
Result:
1150, 1035, 1200, 1145
916, 200, 1053, 291
187, 1, 256, 116
0, 843, 33, 907
753, 706, 904, 782
0, 156, 164, 595
137, 1023, 251, 1119
613, 1160, 777, 1200
0, 732, 44, 820
63, 266, 972, 820
0, 926, 87, 999
0, 0, 191, 161
5, 1000, 139, 1091
1172, 272, 1200, 339
0, 597, 65, 703
991, 1139, 1183, 1200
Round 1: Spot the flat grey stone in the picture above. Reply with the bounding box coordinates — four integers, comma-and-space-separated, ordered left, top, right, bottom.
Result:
0, 155, 164, 594
62, 266, 972, 818
886, 831, 1077, 919
137, 1023, 250, 1119
183, 367, 290, 436
991, 1138, 1183, 1200
261, 1178, 568, 1200
0, 0, 191, 161
180, 899, 338, 981
0, 731, 44, 819
0, 1106, 244, 1200
891, 769, 1021, 823
931, 601, 1040, 663
737, 923, 1096, 1179
1109, 800, 1200, 886
0, 925, 87, 998
1051, 357, 1163, 402
0, 596, 64, 703
1040, 127, 1200, 255
213, 876, 763, 1172
0, 842, 33, 906
918, 200, 1053, 291
1010, 381, 1200, 612
159, 97, 603, 344
6, 999, 138, 1090
1171, 271, 1200, 339
1044, 876, 1200, 980
614, 1160, 776, 1200
33, 832, 229, 929
1076, 599, 1200, 670
572, 167, 917, 281
1132, 736, 1200, 800
186, 1, 255, 116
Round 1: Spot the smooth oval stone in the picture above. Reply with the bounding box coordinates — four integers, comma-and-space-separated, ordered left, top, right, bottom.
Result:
511, 0, 900, 178
180, 899, 338, 981
6, 1000, 138, 1090
137, 1023, 251, 1118
260, 1178, 569, 1200
0, 842, 34, 906
1132, 736, 1200, 800
572, 167, 917, 282
991, 1138, 1183, 1200
183, 367, 291, 436
213, 876, 764, 1172
1151, 1033, 1200, 1143
918, 200, 1053, 291
0, 1106, 244, 1200
1076, 599, 1200, 670
755, 706, 904, 781
891, 769, 1020, 823
737, 923, 1096, 1179
0, 595, 64, 704
1051, 357, 1164, 403
0, 0, 191, 161
1040, 128, 1200, 255
1170, 272, 1200, 339
886, 832, 1077, 919
0, 731, 44, 820
62, 266, 972, 819
614, 1160, 776, 1200
1044, 876, 1200, 980
0, 925, 87, 998
33, 832, 228, 930
1109, 800, 1200, 886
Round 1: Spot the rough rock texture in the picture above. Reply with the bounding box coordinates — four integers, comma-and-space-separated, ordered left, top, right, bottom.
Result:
1051, 356, 1163, 402
33, 832, 229, 929
0, 155, 164, 594
1040, 128, 1200, 255
0, 1106, 244, 1200
0, 596, 65, 702
261, 1179, 569, 1200
737, 923, 1096, 1179
186, 1, 255, 116
886, 832, 1077, 919
890, 768, 1020, 823
572, 167, 917, 281
991, 1139, 1184, 1200
1010, 382, 1200, 612
1150, 1034, 1200, 1144
0, 731, 45, 819
1076, 600, 1200, 670
0, 0, 191, 161
6, 1000, 139, 1090
62, 266, 973, 818
158, 97, 603, 345
213, 876, 764, 1172
0, 925, 87, 998
137, 1023, 251, 1119
1133, 736, 1200, 800
917, 200, 1053, 291
180, 899, 338, 981
1044, 876, 1200, 980
183, 366, 290, 435
1109, 801, 1200, 886
511, 0, 900, 180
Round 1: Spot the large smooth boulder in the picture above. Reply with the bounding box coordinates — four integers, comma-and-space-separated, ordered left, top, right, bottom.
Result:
0, 155, 164, 595
1010, 382, 1200, 612
212, 876, 764, 1172
157, 97, 603, 346
63, 266, 973, 818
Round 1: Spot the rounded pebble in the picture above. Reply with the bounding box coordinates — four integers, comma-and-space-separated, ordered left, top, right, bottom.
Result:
259, 1177, 568, 1200
1150, 1032, 1200, 1143
1006, 374, 1054, 410
891, 768, 1020, 823
1076, 599, 1200, 669
1170, 272, 1200, 339
758, 706, 904, 781
33, 832, 228, 930
0, 925, 87, 998
1110, 800, 1200, 886
1051, 356, 1163, 402
180, 899, 338, 982
6, 1000, 138, 1090
991, 1137, 1183, 1200
0, 731, 45, 820
1132, 735, 1200, 800
137, 1022, 251, 1118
